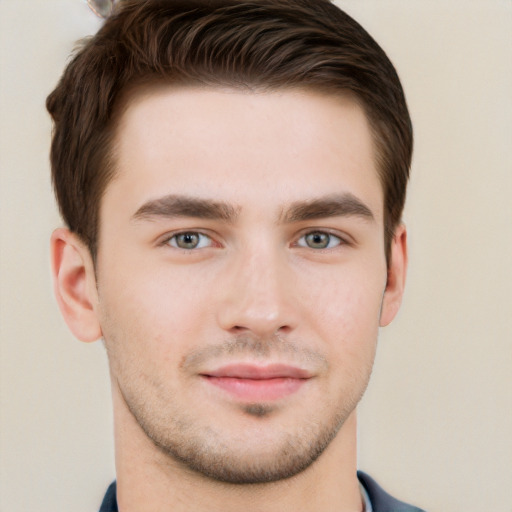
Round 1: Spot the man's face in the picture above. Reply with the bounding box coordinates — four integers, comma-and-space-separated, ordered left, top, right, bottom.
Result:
94, 87, 397, 483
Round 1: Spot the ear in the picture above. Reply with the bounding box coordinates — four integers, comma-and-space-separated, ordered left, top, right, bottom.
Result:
379, 224, 408, 327
50, 228, 102, 342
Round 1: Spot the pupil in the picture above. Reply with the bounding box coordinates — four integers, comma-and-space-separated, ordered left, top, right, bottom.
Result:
180, 233, 198, 248
308, 232, 328, 248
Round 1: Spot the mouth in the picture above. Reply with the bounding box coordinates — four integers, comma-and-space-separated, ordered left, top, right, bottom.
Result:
200, 364, 311, 401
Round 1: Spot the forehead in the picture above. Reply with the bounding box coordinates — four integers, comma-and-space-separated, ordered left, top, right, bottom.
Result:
107, 86, 383, 221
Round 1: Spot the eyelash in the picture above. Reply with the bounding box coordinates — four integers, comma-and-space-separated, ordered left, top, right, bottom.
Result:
161, 231, 216, 250
160, 229, 349, 251
295, 230, 346, 250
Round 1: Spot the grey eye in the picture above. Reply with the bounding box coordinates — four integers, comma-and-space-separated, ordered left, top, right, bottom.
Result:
298, 231, 342, 249
168, 232, 212, 250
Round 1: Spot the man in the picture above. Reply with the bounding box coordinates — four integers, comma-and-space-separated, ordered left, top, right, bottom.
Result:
47, 0, 424, 510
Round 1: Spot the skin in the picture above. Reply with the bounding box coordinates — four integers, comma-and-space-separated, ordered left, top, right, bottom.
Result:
51, 87, 407, 512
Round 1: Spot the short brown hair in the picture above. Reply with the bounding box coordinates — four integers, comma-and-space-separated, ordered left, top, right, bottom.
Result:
47, 0, 412, 261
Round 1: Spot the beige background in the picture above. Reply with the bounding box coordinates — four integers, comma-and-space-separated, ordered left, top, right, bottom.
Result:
1, 1, 511, 511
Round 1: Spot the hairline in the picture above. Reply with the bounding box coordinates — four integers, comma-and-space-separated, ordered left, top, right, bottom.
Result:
92, 80, 391, 263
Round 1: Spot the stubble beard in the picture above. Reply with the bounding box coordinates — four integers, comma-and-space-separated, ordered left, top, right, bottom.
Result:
112, 337, 374, 485
121, 384, 359, 484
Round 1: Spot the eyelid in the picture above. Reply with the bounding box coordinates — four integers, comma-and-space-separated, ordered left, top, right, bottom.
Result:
158, 229, 221, 249
293, 228, 352, 249
156, 227, 352, 250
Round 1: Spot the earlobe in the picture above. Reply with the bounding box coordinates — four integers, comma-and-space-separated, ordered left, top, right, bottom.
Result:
379, 224, 408, 327
50, 228, 102, 342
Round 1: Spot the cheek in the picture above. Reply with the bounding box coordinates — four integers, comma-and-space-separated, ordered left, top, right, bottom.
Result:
97, 260, 213, 369
297, 265, 384, 359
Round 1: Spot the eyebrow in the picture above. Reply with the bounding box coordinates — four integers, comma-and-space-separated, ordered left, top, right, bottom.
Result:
132, 194, 240, 223
280, 193, 375, 223
131, 192, 374, 225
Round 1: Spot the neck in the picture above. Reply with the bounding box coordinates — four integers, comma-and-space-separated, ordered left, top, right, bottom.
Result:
112, 387, 362, 512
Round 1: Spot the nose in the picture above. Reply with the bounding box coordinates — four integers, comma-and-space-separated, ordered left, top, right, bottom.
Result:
216, 245, 298, 338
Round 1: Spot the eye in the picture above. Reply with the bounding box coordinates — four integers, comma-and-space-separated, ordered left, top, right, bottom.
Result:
167, 232, 213, 250
296, 231, 342, 249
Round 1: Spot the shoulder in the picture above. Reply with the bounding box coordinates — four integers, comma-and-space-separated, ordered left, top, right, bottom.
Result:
99, 481, 118, 512
357, 471, 426, 512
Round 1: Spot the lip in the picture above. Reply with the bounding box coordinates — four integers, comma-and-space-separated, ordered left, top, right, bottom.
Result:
200, 364, 311, 401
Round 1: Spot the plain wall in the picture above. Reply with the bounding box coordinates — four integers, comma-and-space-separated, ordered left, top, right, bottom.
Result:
1, 1, 511, 511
